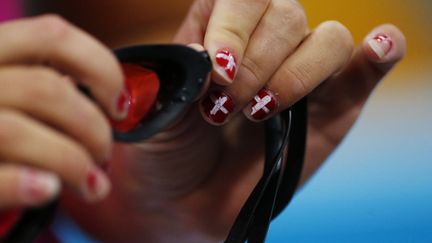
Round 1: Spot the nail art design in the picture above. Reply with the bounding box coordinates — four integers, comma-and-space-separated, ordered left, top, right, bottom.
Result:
250, 89, 278, 121
368, 34, 393, 59
215, 50, 237, 81
117, 89, 131, 115
20, 169, 60, 204
22, 171, 45, 202
86, 170, 98, 194
202, 91, 235, 124
84, 168, 110, 202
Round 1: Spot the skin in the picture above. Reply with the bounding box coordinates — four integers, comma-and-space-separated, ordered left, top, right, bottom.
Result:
0, 0, 406, 242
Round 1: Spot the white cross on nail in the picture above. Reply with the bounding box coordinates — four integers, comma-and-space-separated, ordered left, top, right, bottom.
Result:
216, 52, 236, 71
210, 95, 229, 115
251, 95, 272, 115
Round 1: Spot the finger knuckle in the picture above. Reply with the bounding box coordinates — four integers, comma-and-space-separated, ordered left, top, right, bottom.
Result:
241, 56, 265, 88
34, 14, 72, 42
253, 0, 272, 9
55, 141, 92, 180
92, 123, 111, 160
219, 25, 249, 50
284, 62, 314, 97
321, 21, 354, 53
275, 0, 308, 33
26, 69, 69, 102
0, 110, 23, 143
79, 105, 111, 160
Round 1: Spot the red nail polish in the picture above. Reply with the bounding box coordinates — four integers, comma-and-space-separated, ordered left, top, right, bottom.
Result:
202, 91, 235, 124
84, 168, 110, 201
0, 209, 22, 237
368, 34, 393, 59
215, 50, 237, 81
117, 89, 131, 115
86, 169, 99, 194
250, 89, 278, 121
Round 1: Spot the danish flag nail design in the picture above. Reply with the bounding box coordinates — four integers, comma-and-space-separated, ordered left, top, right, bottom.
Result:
249, 89, 278, 121
215, 50, 237, 81
202, 91, 235, 124
368, 34, 393, 59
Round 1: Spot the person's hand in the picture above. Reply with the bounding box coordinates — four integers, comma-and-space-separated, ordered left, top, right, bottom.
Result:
61, 1, 406, 242
175, 0, 406, 187
0, 15, 127, 208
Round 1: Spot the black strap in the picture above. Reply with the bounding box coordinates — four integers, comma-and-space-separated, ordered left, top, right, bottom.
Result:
224, 98, 307, 243
2, 201, 58, 243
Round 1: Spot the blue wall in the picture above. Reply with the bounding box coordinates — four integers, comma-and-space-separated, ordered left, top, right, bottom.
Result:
267, 75, 432, 242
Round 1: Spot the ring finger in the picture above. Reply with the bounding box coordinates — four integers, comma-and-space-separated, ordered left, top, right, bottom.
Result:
243, 21, 354, 121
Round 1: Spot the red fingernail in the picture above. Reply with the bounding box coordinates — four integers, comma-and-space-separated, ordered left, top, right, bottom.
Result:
116, 89, 131, 116
368, 34, 393, 59
84, 168, 110, 202
215, 50, 237, 81
249, 88, 278, 121
201, 91, 235, 124
86, 170, 98, 194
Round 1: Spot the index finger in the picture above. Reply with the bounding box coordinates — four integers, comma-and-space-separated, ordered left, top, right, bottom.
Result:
204, 0, 270, 85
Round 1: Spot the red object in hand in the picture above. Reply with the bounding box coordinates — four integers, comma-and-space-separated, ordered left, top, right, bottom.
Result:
111, 64, 160, 132
0, 209, 22, 238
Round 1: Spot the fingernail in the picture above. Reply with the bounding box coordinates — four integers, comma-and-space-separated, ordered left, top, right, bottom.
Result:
83, 168, 111, 202
201, 90, 235, 125
116, 88, 131, 119
19, 169, 61, 205
368, 34, 393, 59
248, 88, 279, 121
215, 50, 238, 82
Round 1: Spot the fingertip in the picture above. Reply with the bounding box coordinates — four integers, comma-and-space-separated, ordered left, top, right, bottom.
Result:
363, 24, 407, 66
81, 167, 111, 203
212, 48, 238, 85
112, 87, 131, 121
199, 90, 235, 126
18, 168, 61, 206
242, 88, 279, 123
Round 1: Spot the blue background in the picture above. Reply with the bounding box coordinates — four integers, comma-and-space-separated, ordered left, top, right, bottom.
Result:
267, 74, 432, 242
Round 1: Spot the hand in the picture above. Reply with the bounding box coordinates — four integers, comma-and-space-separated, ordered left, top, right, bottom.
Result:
60, 1, 406, 242
175, 0, 406, 186
0, 15, 126, 208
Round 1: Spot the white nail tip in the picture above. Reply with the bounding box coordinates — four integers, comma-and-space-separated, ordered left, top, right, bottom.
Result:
368, 39, 386, 59
20, 169, 61, 203
38, 173, 61, 196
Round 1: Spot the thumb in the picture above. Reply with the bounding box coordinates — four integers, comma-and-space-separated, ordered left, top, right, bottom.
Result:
335, 23, 407, 101
362, 24, 407, 74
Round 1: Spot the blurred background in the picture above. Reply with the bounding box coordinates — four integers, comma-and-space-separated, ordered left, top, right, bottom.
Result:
270, 1, 432, 242
1, 0, 431, 242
